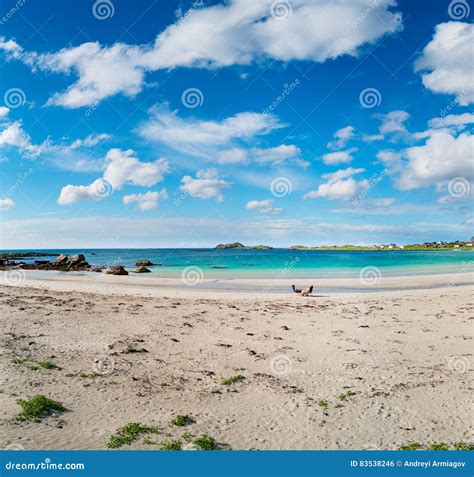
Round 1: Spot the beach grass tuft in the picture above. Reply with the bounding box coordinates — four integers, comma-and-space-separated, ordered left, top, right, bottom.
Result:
171, 415, 188, 426
107, 422, 159, 449
11, 357, 27, 364
454, 442, 473, 451
318, 400, 329, 408
221, 374, 245, 386
193, 434, 217, 450
16, 395, 65, 421
182, 432, 193, 443
401, 442, 422, 450
39, 361, 60, 370
429, 442, 449, 451
159, 440, 182, 450
79, 372, 103, 379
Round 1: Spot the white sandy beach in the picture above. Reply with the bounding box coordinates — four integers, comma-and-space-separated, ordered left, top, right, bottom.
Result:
0, 272, 472, 450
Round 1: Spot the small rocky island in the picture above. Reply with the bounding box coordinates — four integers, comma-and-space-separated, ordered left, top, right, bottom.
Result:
214, 242, 273, 250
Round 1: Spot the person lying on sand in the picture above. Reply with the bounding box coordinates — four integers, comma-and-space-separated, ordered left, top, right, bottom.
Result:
292, 285, 313, 296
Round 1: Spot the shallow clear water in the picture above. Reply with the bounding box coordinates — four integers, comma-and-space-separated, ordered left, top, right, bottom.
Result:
4, 248, 473, 278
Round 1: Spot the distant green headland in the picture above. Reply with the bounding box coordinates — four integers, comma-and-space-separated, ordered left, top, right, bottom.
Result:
215, 239, 474, 251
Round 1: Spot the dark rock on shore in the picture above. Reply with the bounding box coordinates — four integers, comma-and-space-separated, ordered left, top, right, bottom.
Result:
134, 266, 151, 273
0, 253, 91, 272
105, 265, 128, 275
135, 260, 153, 266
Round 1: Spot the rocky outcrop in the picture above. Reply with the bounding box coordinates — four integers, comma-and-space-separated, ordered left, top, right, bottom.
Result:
215, 243, 273, 250
55, 253, 69, 264
135, 260, 153, 267
134, 266, 151, 273
105, 265, 128, 275
0, 253, 90, 271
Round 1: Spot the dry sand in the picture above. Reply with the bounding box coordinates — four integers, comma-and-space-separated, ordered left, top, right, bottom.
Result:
0, 273, 472, 450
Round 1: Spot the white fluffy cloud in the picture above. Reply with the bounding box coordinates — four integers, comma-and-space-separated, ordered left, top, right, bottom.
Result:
398, 131, 473, 190
180, 169, 230, 202
415, 22, 474, 105
0, 198, 14, 210
70, 133, 111, 149
428, 113, 474, 130
2, 1, 402, 107
138, 106, 283, 159
58, 149, 169, 205
245, 199, 282, 215
0, 106, 9, 118
103, 148, 169, 189
0, 121, 41, 156
322, 147, 357, 165
216, 144, 302, 167
57, 178, 112, 205
327, 125, 355, 150
378, 110, 410, 136
304, 167, 368, 200
123, 190, 168, 211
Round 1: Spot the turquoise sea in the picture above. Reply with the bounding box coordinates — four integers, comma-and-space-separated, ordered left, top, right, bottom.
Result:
5, 248, 473, 279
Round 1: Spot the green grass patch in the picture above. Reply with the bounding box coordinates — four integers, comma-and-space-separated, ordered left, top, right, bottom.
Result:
26, 365, 39, 371
182, 432, 193, 443
221, 374, 246, 386
142, 438, 158, 446
335, 404, 344, 409
16, 395, 65, 421
337, 390, 357, 401
11, 357, 27, 364
193, 434, 217, 450
429, 442, 449, 451
171, 415, 188, 426
159, 440, 182, 450
107, 422, 159, 449
401, 442, 422, 450
39, 361, 60, 370
79, 372, 103, 379
318, 400, 329, 409
454, 442, 473, 451
371, 391, 390, 398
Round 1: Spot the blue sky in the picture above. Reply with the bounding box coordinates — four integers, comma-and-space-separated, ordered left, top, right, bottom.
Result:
0, 0, 472, 248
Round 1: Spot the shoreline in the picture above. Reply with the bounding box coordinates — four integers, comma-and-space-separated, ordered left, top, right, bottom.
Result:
0, 269, 472, 298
